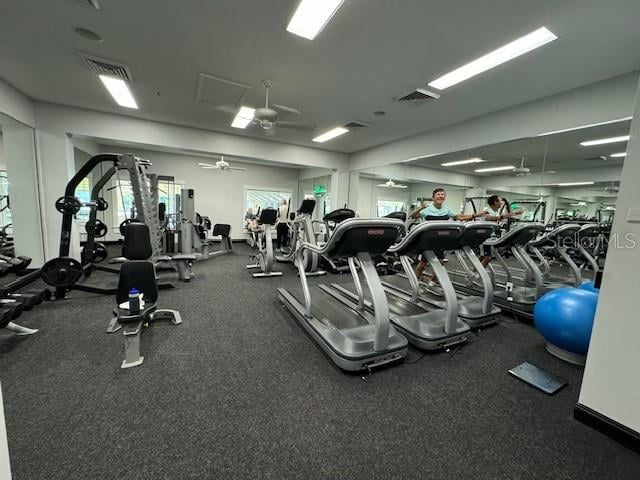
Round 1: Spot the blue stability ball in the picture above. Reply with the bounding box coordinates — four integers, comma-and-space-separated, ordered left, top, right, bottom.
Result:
579, 280, 600, 293
534, 288, 599, 357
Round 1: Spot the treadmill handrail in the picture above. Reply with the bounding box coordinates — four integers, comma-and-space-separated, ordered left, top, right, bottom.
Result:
485, 223, 545, 248
298, 218, 405, 256
529, 223, 581, 246
387, 220, 463, 254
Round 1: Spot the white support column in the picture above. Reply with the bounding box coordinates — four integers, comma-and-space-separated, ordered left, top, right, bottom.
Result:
34, 123, 79, 260
331, 170, 349, 210
347, 171, 360, 210
578, 78, 640, 434
2, 123, 45, 266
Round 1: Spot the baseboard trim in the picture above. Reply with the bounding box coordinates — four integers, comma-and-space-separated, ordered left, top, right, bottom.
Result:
574, 403, 640, 454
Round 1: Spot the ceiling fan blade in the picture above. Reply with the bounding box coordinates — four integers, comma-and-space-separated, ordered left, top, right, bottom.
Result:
376, 184, 389, 188
392, 184, 408, 189
273, 104, 302, 115
228, 167, 247, 172
198, 162, 215, 167
277, 121, 316, 131
214, 105, 239, 114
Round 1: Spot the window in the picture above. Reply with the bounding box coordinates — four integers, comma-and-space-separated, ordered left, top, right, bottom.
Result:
114, 179, 135, 225
377, 200, 405, 217
74, 177, 91, 222
244, 188, 291, 220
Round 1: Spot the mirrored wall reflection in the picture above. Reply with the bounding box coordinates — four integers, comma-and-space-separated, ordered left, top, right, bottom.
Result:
0, 113, 44, 266
352, 160, 477, 221
297, 169, 332, 222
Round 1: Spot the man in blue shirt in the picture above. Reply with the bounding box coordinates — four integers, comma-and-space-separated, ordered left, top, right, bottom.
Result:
410, 188, 474, 281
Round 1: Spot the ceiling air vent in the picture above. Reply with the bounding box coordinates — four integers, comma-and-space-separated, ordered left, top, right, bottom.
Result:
79, 53, 131, 81
396, 88, 440, 105
343, 120, 371, 129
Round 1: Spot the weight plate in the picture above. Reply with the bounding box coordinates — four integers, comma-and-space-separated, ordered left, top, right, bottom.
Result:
55, 196, 82, 215
40, 257, 83, 288
85, 219, 108, 238
96, 197, 109, 212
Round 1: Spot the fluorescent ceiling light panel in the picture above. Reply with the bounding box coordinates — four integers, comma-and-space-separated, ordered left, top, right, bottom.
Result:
474, 165, 515, 173
537, 116, 633, 136
99, 75, 138, 109
609, 152, 627, 158
441, 158, 484, 167
580, 135, 630, 146
313, 127, 349, 143
231, 106, 255, 129
286, 0, 344, 40
557, 181, 594, 186
428, 27, 557, 90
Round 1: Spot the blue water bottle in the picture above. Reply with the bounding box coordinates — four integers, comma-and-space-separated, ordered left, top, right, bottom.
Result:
129, 288, 141, 314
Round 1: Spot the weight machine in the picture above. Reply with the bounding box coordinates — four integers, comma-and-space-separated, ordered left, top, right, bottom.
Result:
41, 153, 195, 299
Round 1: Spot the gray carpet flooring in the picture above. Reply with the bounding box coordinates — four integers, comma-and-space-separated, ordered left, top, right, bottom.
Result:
0, 244, 638, 480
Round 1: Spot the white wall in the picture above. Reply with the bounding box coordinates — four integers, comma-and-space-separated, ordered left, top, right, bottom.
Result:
104, 146, 300, 240
34, 102, 349, 258
351, 72, 638, 171
578, 77, 640, 434
0, 79, 35, 128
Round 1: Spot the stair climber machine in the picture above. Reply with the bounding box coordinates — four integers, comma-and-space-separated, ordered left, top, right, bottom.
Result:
276, 199, 325, 276
329, 221, 470, 351
449, 223, 546, 320
382, 221, 501, 329
246, 208, 282, 278
278, 217, 408, 371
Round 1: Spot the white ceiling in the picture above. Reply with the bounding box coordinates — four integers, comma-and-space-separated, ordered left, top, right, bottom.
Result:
2, 0, 640, 153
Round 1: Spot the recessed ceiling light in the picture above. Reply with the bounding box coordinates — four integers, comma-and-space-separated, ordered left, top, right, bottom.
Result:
580, 135, 630, 146
231, 106, 255, 129
373, 111, 386, 116
98, 74, 137, 109
286, 0, 344, 40
537, 116, 633, 136
556, 181, 595, 186
428, 27, 557, 90
441, 158, 484, 167
474, 165, 515, 173
74, 27, 102, 42
313, 127, 349, 143
609, 152, 627, 158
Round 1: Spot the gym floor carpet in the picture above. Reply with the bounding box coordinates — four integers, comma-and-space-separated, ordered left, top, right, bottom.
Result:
1, 244, 638, 480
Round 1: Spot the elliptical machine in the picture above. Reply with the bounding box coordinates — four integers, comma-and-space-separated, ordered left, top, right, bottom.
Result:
276, 199, 325, 276
246, 208, 282, 278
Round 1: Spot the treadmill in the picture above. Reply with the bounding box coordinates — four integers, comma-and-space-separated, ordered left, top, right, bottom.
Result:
450, 224, 545, 319
385, 221, 502, 329
527, 223, 583, 289
278, 218, 408, 371
329, 221, 470, 350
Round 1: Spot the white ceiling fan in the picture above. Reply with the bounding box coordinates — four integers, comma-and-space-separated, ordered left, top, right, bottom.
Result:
376, 178, 408, 189
198, 156, 246, 172
512, 156, 532, 176
217, 81, 314, 136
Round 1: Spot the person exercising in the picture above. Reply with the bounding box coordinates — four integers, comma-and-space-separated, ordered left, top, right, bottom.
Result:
475, 195, 516, 268
411, 188, 474, 281
276, 199, 289, 250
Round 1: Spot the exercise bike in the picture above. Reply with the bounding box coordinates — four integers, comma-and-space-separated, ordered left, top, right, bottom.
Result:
246, 208, 282, 278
